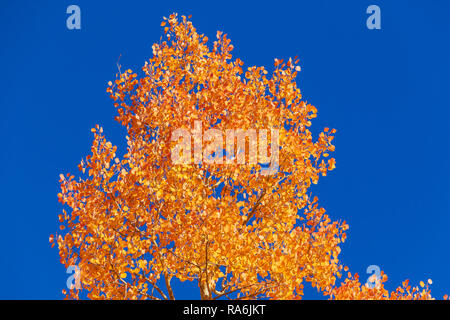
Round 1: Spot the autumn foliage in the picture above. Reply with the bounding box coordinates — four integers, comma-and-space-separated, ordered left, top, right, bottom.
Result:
52, 14, 434, 300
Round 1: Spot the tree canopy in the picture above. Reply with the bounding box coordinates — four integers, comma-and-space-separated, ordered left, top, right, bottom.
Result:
52, 14, 435, 300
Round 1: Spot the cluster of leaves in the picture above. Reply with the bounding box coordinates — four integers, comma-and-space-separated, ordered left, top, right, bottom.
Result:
52, 14, 435, 300
328, 271, 433, 300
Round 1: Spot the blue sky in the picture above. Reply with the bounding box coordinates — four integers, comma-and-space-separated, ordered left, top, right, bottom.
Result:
1, 0, 449, 299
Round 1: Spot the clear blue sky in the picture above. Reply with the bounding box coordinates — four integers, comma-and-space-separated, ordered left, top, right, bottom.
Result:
1, 0, 449, 299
